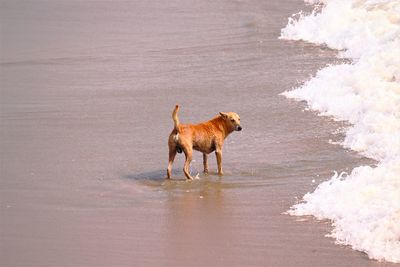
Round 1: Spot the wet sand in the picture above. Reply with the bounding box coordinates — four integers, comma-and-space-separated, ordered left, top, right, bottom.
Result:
0, 1, 397, 266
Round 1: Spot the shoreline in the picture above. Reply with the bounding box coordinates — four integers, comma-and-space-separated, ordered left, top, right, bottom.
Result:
280, 0, 400, 262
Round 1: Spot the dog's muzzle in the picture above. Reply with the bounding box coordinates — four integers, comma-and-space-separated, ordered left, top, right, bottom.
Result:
236, 125, 242, 131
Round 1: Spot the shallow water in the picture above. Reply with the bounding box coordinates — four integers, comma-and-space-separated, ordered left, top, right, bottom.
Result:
0, 1, 396, 266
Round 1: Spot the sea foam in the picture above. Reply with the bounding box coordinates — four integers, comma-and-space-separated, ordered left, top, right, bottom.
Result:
280, 0, 400, 262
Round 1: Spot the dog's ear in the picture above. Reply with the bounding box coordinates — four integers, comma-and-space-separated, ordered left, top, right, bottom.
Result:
219, 112, 228, 118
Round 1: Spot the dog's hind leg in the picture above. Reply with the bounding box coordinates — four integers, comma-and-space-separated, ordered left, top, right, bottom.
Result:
183, 147, 194, 180
203, 153, 209, 174
167, 148, 177, 179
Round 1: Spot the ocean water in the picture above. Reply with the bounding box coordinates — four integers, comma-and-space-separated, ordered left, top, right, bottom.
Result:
280, 0, 400, 263
2, 0, 399, 266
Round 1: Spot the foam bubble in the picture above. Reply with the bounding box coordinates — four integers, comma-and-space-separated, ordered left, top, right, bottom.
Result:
281, 0, 400, 262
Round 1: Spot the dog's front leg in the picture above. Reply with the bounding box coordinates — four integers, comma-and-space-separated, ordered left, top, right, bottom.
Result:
215, 148, 223, 176
203, 153, 209, 174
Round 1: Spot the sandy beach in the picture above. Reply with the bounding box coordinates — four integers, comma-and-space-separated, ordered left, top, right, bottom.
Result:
1, 0, 398, 266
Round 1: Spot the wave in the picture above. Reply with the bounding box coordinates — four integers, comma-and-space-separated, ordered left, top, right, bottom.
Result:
280, 0, 400, 263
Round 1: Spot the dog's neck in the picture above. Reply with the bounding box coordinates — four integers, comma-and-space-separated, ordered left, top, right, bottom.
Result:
211, 116, 234, 138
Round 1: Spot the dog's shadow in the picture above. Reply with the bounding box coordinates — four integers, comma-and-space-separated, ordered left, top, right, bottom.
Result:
123, 169, 196, 188
123, 168, 244, 192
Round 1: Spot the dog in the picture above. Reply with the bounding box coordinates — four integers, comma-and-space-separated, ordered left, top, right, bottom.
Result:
167, 105, 242, 180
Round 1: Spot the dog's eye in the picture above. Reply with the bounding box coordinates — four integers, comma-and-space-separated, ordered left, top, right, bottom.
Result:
230, 119, 235, 122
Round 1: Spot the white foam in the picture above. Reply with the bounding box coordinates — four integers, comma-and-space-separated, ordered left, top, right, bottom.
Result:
280, 0, 400, 262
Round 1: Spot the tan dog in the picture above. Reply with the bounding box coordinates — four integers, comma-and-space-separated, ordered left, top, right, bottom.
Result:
167, 105, 242, 180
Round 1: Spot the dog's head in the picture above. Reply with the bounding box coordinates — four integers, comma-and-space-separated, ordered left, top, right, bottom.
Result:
219, 112, 242, 131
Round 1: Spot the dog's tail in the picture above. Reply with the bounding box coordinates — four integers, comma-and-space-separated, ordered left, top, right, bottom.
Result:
172, 104, 180, 131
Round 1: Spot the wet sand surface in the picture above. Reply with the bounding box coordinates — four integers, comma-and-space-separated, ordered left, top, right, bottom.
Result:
1, 1, 397, 266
